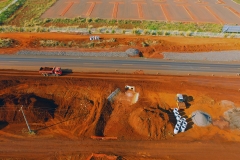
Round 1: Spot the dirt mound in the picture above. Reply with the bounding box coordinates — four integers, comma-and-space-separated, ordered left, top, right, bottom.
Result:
224, 108, 240, 129
128, 107, 173, 139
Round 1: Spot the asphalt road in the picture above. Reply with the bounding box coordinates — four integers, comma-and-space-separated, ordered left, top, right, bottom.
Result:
1, 55, 240, 76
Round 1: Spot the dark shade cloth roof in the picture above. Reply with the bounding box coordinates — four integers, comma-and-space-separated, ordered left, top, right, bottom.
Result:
222, 25, 240, 33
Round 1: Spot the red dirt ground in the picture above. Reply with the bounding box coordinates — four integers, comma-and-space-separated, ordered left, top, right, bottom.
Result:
1, 33, 240, 58
1, 33, 240, 159
0, 71, 240, 159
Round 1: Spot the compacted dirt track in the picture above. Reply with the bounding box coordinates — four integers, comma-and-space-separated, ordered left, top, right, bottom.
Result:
0, 71, 240, 159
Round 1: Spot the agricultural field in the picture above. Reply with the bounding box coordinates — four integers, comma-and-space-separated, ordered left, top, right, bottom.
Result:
234, 0, 240, 4
0, 0, 229, 33
0, 0, 13, 10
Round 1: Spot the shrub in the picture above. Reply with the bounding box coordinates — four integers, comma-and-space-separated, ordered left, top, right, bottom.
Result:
132, 28, 141, 35
39, 39, 59, 47
185, 31, 192, 36
143, 29, 150, 35
86, 17, 92, 23
157, 30, 163, 35
141, 41, 149, 47
0, 38, 13, 47
164, 31, 170, 36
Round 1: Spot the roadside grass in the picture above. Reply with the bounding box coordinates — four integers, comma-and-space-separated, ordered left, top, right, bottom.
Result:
37, 38, 160, 48
233, 0, 240, 4
0, 0, 13, 10
0, 38, 14, 47
42, 18, 222, 33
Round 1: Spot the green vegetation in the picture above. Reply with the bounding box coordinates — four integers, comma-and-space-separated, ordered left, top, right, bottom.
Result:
36, 18, 222, 33
0, 38, 14, 47
39, 39, 99, 48
5, 0, 56, 26
0, 0, 13, 10
233, 0, 240, 4
0, 0, 25, 24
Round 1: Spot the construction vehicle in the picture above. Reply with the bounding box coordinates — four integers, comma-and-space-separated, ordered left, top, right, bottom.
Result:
176, 94, 186, 109
39, 66, 62, 76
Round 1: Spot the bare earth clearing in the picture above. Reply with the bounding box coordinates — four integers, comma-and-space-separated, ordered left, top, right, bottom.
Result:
0, 71, 240, 159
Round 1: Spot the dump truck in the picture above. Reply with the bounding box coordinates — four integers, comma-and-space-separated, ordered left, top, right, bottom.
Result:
176, 93, 186, 109
39, 66, 62, 76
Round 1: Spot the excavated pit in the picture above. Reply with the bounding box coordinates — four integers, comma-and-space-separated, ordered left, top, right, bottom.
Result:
0, 73, 239, 144
0, 76, 175, 140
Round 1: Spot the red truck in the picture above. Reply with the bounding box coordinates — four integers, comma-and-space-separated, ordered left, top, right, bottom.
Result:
39, 66, 62, 76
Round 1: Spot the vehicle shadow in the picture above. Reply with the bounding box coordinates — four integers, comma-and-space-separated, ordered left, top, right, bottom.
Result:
61, 68, 73, 75
183, 95, 194, 109
0, 121, 8, 130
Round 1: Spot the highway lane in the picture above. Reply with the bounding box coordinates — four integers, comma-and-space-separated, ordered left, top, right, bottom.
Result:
0, 55, 240, 76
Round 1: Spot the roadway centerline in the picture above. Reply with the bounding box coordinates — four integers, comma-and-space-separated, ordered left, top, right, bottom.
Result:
200, 67, 210, 68
160, 65, 170, 67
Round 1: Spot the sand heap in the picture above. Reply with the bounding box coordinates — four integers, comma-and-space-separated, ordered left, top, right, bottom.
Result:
191, 110, 212, 127
224, 108, 240, 129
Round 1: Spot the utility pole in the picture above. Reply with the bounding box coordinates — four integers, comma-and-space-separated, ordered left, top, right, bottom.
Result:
20, 105, 32, 133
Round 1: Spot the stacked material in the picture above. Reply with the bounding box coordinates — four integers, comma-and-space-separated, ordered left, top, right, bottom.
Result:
191, 110, 212, 127
173, 108, 188, 134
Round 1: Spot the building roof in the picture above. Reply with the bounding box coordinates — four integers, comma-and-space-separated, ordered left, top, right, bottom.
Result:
222, 25, 240, 33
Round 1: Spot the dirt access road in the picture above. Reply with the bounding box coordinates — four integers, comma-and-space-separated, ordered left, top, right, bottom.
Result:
0, 72, 240, 159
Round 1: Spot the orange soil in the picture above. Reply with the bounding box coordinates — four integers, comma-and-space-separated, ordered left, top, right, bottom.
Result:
1, 33, 240, 58
0, 71, 240, 159
1, 33, 240, 159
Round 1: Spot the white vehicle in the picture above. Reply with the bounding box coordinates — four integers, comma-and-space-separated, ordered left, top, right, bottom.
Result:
176, 94, 186, 109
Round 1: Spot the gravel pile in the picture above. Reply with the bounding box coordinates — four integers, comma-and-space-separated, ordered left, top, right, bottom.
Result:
163, 51, 240, 61
126, 48, 140, 56
17, 50, 130, 57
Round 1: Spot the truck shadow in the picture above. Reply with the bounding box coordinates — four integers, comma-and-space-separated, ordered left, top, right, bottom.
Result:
0, 121, 8, 130
183, 95, 193, 109
61, 68, 73, 75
